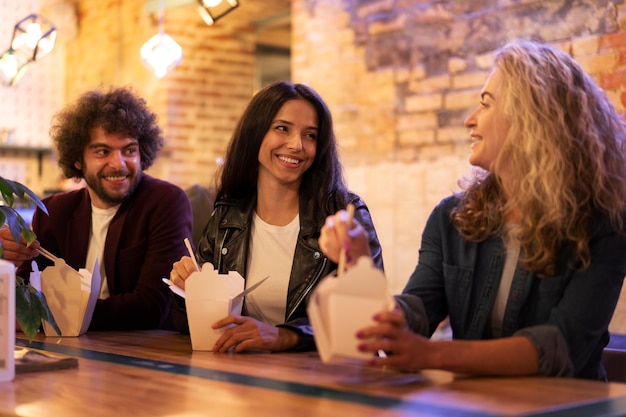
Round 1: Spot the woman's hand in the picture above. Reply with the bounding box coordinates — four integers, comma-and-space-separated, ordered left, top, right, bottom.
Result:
211, 315, 300, 353
356, 308, 430, 371
169, 255, 199, 290
319, 208, 371, 268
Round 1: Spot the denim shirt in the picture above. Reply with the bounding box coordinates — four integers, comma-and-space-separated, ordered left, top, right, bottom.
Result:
396, 196, 626, 380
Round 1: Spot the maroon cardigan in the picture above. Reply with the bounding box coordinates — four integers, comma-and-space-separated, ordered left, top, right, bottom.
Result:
18, 175, 193, 330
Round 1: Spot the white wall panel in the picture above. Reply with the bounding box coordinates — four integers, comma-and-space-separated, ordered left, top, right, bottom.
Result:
0, 0, 65, 149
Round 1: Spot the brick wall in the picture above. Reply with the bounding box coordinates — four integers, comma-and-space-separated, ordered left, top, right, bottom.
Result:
4, 0, 626, 293
64, 0, 291, 186
291, 0, 626, 292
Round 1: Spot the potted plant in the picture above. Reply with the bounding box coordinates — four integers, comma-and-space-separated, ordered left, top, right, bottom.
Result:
0, 176, 60, 340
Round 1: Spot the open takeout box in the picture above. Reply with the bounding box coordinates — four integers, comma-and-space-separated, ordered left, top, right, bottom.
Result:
164, 264, 268, 351
307, 256, 394, 363
30, 258, 100, 337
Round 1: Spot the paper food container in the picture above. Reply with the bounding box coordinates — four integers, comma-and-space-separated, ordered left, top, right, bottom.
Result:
168, 264, 268, 351
30, 258, 101, 337
307, 256, 394, 363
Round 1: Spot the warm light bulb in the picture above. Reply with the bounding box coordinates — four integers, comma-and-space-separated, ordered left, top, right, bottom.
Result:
146, 44, 172, 78
202, 0, 223, 6
25, 22, 43, 48
11, 33, 28, 51
0, 49, 29, 86
0, 55, 18, 78
36, 31, 57, 58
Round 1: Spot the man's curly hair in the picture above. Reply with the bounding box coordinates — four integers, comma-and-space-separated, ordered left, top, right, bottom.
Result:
50, 87, 164, 179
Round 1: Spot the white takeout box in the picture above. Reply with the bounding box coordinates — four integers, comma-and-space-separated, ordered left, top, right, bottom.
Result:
179, 264, 267, 351
29, 258, 100, 337
307, 256, 394, 363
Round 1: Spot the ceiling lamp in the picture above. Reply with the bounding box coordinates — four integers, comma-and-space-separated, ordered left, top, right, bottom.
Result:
140, 0, 182, 78
0, 12, 57, 87
197, 0, 239, 25
11, 13, 57, 62
140, 33, 182, 78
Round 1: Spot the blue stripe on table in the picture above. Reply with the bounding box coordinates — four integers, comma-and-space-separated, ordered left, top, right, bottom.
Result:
15, 339, 626, 417
609, 333, 626, 350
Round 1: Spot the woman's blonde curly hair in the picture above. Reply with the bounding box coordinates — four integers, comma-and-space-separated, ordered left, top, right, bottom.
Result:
451, 40, 626, 277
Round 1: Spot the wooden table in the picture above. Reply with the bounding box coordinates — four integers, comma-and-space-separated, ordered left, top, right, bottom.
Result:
2, 331, 626, 417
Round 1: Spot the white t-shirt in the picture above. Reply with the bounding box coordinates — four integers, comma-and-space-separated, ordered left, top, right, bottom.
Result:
490, 226, 521, 337
85, 205, 119, 300
244, 212, 299, 325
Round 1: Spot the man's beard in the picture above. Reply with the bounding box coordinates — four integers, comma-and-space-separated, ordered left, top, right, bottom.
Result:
83, 171, 142, 206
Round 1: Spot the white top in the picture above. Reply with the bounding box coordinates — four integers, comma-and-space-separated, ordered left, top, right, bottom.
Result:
490, 226, 521, 337
244, 212, 299, 325
86, 205, 119, 300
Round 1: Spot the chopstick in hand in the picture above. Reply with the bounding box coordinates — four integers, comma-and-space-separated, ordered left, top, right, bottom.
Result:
337, 203, 355, 279
38, 247, 83, 278
184, 238, 200, 271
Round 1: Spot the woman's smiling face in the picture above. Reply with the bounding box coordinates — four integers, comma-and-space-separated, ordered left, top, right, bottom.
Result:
464, 68, 512, 174
257, 98, 318, 190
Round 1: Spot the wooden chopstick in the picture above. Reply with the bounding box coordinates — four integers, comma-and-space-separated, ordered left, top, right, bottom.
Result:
337, 203, 355, 279
184, 238, 200, 271
38, 247, 83, 278
37, 247, 58, 263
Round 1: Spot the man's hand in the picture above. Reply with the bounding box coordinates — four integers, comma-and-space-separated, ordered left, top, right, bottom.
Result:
0, 227, 39, 267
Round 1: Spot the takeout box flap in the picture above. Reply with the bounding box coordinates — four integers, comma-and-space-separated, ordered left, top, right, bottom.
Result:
39, 258, 100, 337
185, 267, 245, 302
307, 277, 335, 362
333, 256, 387, 296
79, 258, 101, 334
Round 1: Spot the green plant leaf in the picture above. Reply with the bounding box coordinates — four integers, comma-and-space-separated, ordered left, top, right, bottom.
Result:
0, 177, 17, 207
0, 176, 47, 215
0, 177, 44, 246
1, 176, 57, 341
11, 179, 48, 215
0, 206, 22, 243
21, 228, 37, 246
0, 206, 34, 245
1, 208, 37, 246
15, 278, 61, 341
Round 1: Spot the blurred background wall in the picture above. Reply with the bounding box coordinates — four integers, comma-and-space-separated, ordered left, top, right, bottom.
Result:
2, 0, 626, 293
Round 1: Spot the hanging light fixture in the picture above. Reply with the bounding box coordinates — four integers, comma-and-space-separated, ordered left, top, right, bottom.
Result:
10, 13, 57, 62
140, 0, 182, 78
0, 5, 58, 87
197, 0, 239, 26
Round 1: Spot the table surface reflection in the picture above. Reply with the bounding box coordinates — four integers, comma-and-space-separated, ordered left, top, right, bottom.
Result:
1, 330, 625, 417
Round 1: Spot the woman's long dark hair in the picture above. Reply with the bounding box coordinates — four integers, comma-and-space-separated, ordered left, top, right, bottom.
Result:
216, 81, 349, 215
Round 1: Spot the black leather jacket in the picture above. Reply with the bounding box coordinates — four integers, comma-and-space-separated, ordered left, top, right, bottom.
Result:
173, 191, 384, 351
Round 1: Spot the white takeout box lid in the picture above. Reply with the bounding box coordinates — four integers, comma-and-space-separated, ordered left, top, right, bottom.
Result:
30, 258, 101, 337
185, 264, 246, 351
308, 256, 393, 363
